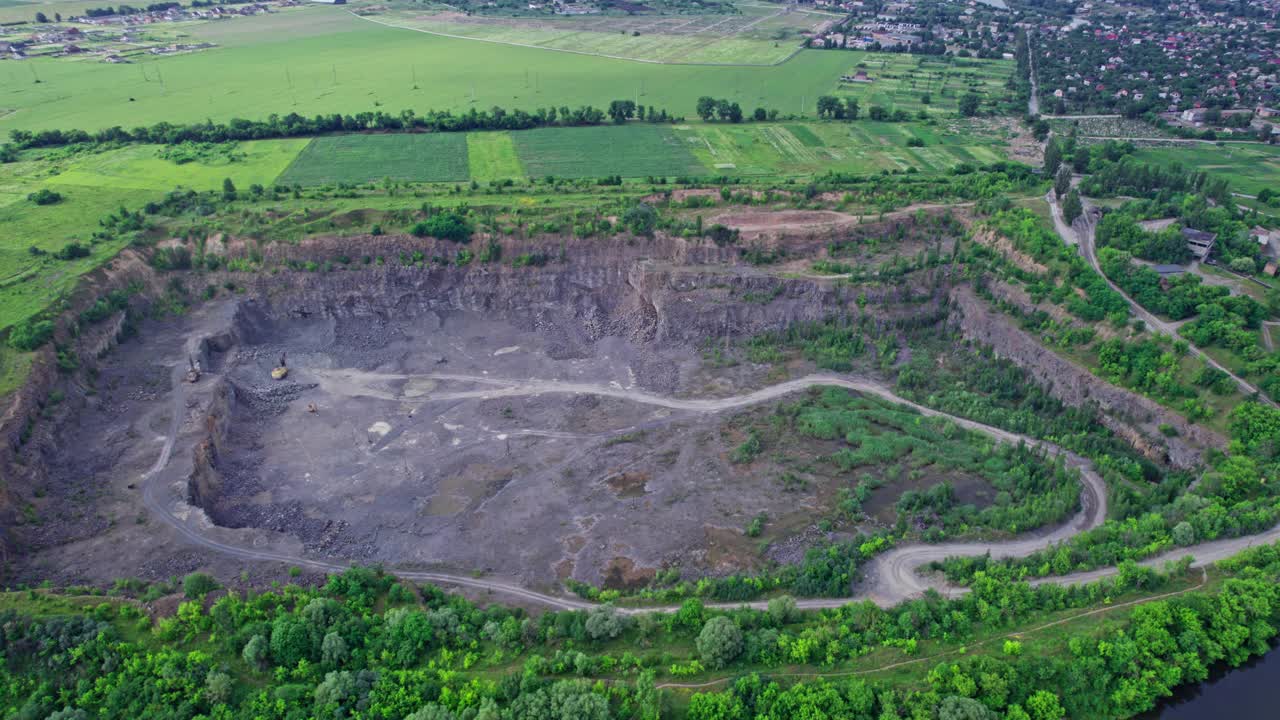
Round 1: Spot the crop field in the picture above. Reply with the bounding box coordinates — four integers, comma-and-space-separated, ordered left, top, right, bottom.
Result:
366, 1, 837, 65
1131, 143, 1280, 198
511, 125, 707, 179
466, 132, 523, 182
833, 53, 1014, 114
0, 8, 858, 135
277, 134, 469, 185
0, 0, 112, 23
1048, 116, 1173, 139
677, 119, 1006, 176
46, 140, 310, 192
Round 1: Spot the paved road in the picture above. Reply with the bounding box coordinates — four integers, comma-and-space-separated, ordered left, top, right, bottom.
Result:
139, 335, 1273, 613
1047, 192, 1275, 407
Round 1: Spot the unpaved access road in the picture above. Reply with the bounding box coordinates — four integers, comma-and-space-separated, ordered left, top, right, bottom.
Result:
1048, 191, 1275, 407
140, 337, 1273, 613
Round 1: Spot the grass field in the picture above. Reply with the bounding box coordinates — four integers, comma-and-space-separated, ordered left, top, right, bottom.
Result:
833, 54, 1014, 115
0, 0, 115, 23
47, 140, 309, 192
232, 117, 1008, 184
0, 8, 870, 135
1131, 143, 1280, 197
277, 134, 469, 185
466, 132, 523, 182
678, 119, 1006, 176
511, 125, 707, 179
0, 138, 314, 344
369, 0, 833, 65
0, 183, 153, 342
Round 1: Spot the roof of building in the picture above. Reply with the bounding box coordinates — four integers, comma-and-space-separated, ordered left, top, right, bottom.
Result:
1153, 264, 1187, 274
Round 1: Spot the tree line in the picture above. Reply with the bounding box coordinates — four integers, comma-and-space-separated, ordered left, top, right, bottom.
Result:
8, 541, 1280, 719
3, 102, 682, 154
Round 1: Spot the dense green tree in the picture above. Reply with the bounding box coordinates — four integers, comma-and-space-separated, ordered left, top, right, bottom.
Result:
1054, 165, 1072, 199
1043, 138, 1062, 176
696, 616, 744, 669
1062, 189, 1083, 224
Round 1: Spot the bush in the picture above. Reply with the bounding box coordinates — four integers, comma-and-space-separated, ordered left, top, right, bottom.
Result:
410, 211, 472, 243
182, 572, 219, 599
584, 605, 628, 641
53, 243, 90, 261
8, 318, 54, 351
622, 203, 657, 236
151, 246, 192, 270
28, 188, 63, 205
1228, 256, 1257, 274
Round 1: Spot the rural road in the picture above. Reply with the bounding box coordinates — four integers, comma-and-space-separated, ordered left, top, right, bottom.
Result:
138, 330, 1273, 614
1047, 191, 1275, 406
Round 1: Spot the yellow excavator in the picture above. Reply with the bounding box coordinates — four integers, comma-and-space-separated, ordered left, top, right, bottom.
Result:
271, 352, 288, 380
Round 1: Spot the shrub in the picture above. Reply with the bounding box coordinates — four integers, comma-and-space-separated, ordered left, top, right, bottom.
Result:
8, 318, 54, 351
585, 606, 629, 641
53, 243, 90, 260
622, 203, 657, 236
28, 188, 63, 205
410, 211, 472, 243
182, 572, 219, 599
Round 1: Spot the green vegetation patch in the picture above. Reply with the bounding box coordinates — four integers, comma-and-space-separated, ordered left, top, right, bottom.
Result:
511, 125, 707, 179
833, 53, 1014, 114
47, 140, 308, 192
465, 131, 524, 182
784, 123, 825, 147
0, 184, 153, 333
278, 133, 470, 186
0, 10, 855, 136
679, 120, 1005, 177
1131, 143, 1280, 198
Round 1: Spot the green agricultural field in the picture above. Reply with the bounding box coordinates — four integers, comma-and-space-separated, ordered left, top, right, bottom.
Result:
678, 119, 1006, 177
0, 7, 856, 135
0, 0, 111, 23
0, 183, 154, 334
511, 125, 708, 179
1131, 143, 1280, 198
466, 132, 524, 182
46, 140, 309, 192
833, 53, 1014, 115
368, 0, 832, 65
278, 134, 470, 185
0, 138, 306, 342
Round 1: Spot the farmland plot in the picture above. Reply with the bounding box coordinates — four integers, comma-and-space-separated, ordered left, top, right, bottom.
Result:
511, 125, 708, 178
278, 134, 471, 185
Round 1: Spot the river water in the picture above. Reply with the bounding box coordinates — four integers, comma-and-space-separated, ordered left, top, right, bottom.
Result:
1143, 646, 1280, 718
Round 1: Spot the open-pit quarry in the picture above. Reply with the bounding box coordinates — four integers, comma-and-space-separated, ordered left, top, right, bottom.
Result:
5, 215, 1236, 608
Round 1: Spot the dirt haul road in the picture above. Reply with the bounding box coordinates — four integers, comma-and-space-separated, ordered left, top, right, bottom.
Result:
1048, 191, 1274, 407
141, 341, 1271, 613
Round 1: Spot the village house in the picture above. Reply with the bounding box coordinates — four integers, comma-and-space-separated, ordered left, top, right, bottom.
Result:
1182, 228, 1217, 261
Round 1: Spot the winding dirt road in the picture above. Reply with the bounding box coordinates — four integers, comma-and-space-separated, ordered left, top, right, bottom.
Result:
1048, 191, 1275, 407
139, 344, 1279, 613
